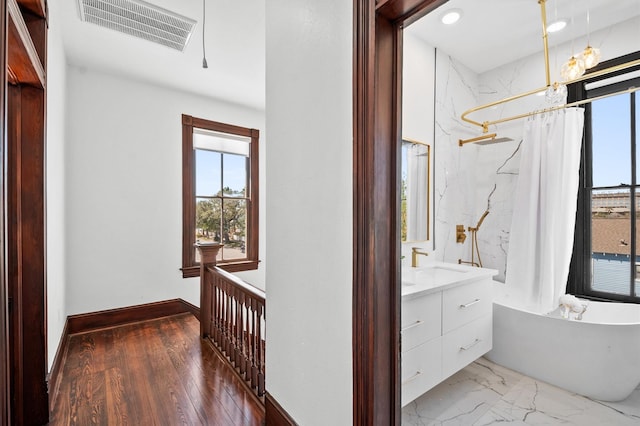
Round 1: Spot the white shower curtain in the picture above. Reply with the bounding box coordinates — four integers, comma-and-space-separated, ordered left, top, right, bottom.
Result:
505, 108, 585, 313
406, 143, 428, 241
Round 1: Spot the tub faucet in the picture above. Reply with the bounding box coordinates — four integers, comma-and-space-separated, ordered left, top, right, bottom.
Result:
411, 247, 429, 268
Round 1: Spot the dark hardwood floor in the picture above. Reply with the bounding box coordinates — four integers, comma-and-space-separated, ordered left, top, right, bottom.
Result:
49, 313, 265, 426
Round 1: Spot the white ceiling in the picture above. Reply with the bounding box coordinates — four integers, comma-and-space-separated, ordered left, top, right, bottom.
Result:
51, 1, 640, 110
51, 0, 265, 110
408, 0, 640, 74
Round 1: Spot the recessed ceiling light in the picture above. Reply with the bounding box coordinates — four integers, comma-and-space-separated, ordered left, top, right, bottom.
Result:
441, 9, 463, 25
547, 19, 567, 33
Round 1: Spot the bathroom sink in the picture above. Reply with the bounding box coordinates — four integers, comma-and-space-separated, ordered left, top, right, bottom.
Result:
422, 265, 469, 273
401, 263, 476, 290
401, 262, 499, 296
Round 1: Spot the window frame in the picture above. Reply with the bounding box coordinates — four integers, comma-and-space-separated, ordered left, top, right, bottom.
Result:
568, 51, 640, 303
181, 114, 259, 278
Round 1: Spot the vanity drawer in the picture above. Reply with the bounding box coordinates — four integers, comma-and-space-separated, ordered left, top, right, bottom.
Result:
401, 292, 442, 352
442, 313, 492, 379
442, 279, 491, 333
401, 336, 442, 407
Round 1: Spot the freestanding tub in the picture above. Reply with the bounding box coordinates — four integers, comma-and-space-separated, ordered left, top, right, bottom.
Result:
486, 281, 640, 402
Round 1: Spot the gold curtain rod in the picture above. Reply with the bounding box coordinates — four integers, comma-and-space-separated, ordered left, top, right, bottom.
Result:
461, 59, 640, 133
488, 85, 640, 128
460, 0, 640, 134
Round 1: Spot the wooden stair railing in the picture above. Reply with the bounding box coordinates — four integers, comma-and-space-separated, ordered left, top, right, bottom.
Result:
196, 243, 266, 399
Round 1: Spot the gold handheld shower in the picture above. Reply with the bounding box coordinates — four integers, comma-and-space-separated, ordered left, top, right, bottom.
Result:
458, 209, 489, 268
474, 209, 489, 230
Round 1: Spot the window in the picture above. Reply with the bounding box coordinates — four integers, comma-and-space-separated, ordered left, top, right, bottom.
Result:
182, 114, 259, 277
568, 52, 640, 302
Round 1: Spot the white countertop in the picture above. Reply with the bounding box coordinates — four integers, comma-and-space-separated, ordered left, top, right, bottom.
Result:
402, 262, 498, 300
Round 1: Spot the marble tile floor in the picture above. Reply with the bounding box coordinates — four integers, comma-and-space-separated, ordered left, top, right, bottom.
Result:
402, 357, 640, 425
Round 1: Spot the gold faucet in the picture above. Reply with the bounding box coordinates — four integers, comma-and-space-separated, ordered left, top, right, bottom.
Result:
411, 247, 429, 268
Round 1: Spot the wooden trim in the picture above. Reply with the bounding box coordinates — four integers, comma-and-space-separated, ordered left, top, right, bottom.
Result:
179, 298, 201, 320
66, 299, 200, 335
47, 319, 69, 411
184, 115, 255, 138
8, 83, 49, 425
265, 392, 297, 426
353, 0, 448, 424
0, 1, 8, 422
182, 260, 260, 278
7, 0, 45, 88
182, 115, 196, 275
377, 0, 448, 24
181, 114, 260, 277
353, 6, 400, 423
3, 4, 47, 424
22, 10, 46, 66
16, 0, 46, 19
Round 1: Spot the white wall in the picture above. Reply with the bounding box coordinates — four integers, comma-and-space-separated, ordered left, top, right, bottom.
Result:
64, 68, 265, 315
46, 5, 68, 370
265, 1, 353, 424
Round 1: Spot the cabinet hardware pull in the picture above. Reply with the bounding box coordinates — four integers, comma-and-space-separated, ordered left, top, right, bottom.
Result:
401, 320, 423, 332
459, 299, 480, 309
402, 371, 422, 385
460, 338, 481, 351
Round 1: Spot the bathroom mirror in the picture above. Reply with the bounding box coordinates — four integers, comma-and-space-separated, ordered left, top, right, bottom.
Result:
401, 138, 430, 242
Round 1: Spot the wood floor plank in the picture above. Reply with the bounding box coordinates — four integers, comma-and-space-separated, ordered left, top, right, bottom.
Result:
68, 334, 108, 425
104, 367, 130, 425
50, 313, 264, 426
142, 320, 203, 425
105, 326, 144, 424
167, 315, 253, 421
160, 315, 239, 425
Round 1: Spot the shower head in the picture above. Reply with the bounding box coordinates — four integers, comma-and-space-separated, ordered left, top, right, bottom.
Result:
458, 133, 514, 147
474, 136, 514, 145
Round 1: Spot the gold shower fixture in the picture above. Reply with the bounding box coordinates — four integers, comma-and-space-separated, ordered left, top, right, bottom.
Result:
458, 210, 489, 268
456, 225, 467, 243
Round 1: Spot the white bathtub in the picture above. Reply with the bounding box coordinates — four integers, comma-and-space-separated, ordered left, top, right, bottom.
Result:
486, 281, 640, 402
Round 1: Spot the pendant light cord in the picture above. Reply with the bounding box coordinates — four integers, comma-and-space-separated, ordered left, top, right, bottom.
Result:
586, 0, 591, 45
202, 0, 208, 68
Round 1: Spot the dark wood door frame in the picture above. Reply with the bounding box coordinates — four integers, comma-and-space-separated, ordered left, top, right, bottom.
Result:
353, 0, 448, 424
2, 2, 49, 424
8, 84, 49, 426
0, 0, 9, 423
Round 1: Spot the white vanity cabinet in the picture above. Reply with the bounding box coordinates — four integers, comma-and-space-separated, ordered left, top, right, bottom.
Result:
401, 264, 496, 407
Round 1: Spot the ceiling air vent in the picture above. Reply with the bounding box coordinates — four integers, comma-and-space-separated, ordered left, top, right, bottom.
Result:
77, 0, 196, 52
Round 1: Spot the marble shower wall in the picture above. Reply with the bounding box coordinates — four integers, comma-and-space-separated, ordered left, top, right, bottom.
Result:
431, 50, 521, 282
432, 51, 487, 268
